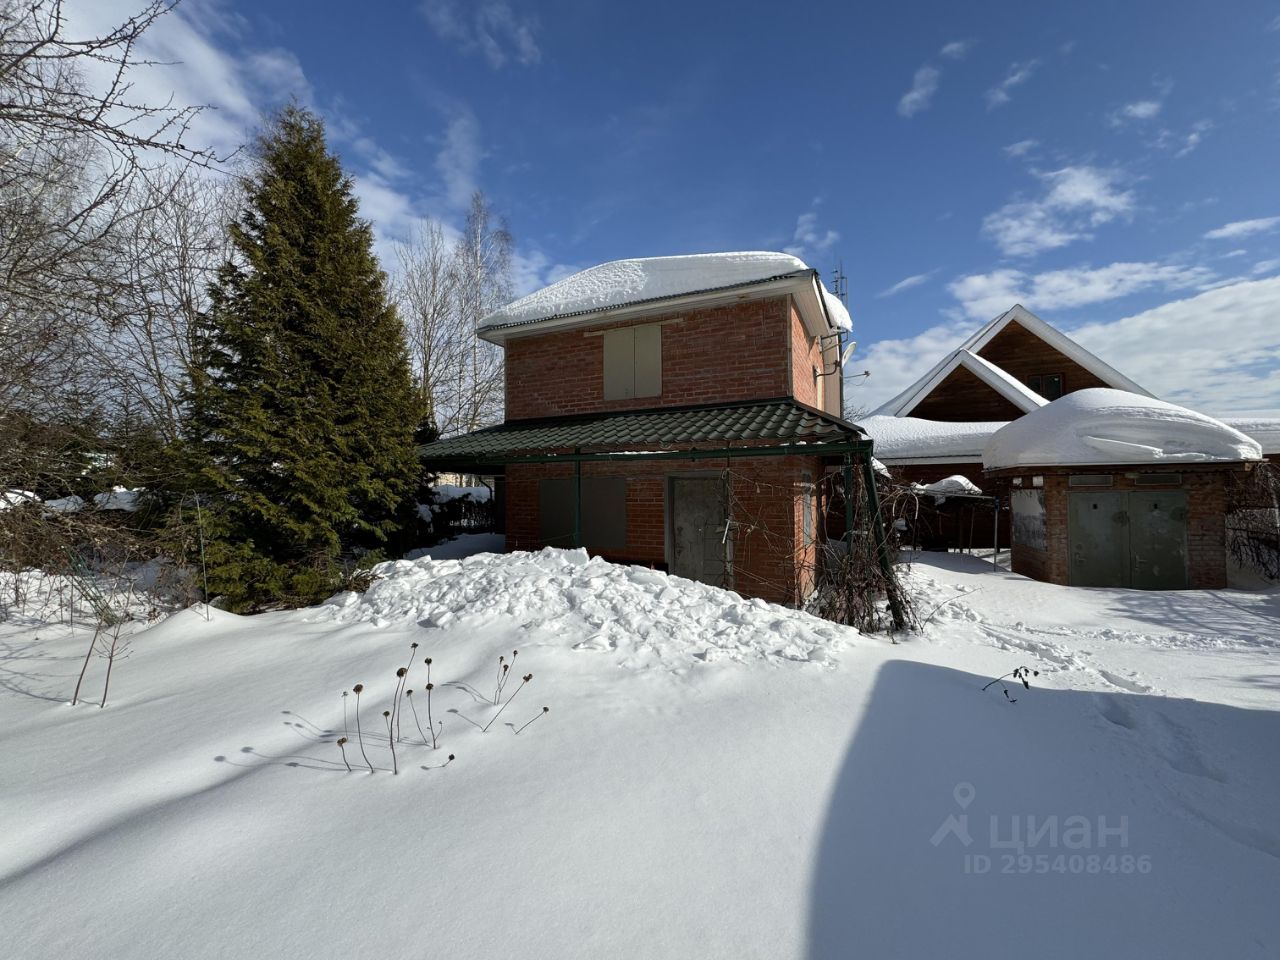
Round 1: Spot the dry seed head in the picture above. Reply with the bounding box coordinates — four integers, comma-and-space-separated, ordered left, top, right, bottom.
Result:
542, 706, 549, 713
524, 673, 533, 682
426, 682, 434, 690
337, 737, 348, 745
424, 657, 432, 665
382, 710, 390, 717
448, 754, 455, 761
396, 667, 407, 677
411, 642, 419, 649
353, 684, 364, 694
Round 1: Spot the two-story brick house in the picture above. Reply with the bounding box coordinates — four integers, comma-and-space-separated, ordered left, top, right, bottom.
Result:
418, 252, 886, 607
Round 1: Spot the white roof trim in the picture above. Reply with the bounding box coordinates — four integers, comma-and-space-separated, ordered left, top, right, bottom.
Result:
876, 348, 1048, 418
872, 303, 1154, 417
962, 305, 1153, 396
479, 271, 842, 344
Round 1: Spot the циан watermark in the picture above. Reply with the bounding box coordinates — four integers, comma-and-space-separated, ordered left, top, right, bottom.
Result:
932, 782, 1153, 876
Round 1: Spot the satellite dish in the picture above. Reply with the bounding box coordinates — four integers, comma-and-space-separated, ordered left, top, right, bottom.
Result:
840, 342, 856, 366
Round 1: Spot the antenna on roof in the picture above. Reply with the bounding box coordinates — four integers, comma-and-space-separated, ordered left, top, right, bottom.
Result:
830, 261, 848, 303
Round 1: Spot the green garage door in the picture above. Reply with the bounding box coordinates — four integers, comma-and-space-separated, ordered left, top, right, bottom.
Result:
1068, 490, 1188, 589
1128, 491, 1189, 590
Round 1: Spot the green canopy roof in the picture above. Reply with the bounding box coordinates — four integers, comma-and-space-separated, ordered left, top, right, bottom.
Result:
418, 397, 868, 468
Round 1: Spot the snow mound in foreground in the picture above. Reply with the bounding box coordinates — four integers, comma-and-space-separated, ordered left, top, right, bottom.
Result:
984, 388, 1262, 468
314, 547, 852, 665
479, 251, 851, 331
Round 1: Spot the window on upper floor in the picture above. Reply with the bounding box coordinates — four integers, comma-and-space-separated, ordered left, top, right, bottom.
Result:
1027, 373, 1063, 401
603, 324, 662, 401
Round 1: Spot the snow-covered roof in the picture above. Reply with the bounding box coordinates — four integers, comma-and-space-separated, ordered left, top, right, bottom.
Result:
478, 251, 850, 340
873, 304, 1153, 417
862, 415, 1005, 462
1223, 417, 1280, 456
918, 474, 985, 502
983, 388, 1263, 470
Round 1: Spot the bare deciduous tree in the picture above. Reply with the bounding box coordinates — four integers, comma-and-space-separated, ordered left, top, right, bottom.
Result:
393, 191, 512, 436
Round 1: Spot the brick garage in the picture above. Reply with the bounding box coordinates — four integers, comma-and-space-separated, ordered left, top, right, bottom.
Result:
987, 464, 1253, 589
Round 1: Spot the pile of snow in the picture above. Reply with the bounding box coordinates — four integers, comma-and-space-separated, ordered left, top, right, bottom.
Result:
984, 388, 1263, 469
316, 546, 847, 665
43, 495, 86, 514
917, 474, 983, 503
92, 486, 143, 512
862, 415, 1005, 461
479, 251, 851, 331
0, 489, 39, 510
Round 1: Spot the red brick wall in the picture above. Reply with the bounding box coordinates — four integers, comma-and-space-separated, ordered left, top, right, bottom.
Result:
991, 466, 1239, 589
504, 454, 823, 605
502, 296, 794, 421
789, 301, 822, 409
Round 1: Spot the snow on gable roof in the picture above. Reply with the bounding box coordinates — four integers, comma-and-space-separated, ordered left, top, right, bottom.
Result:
874, 348, 1048, 419
861, 415, 1005, 462
478, 251, 851, 337
983, 388, 1262, 470
872, 304, 1153, 418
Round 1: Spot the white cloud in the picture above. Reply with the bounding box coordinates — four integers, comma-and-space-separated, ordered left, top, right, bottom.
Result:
1109, 99, 1161, 126
1003, 139, 1039, 158
982, 166, 1135, 257
1204, 216, 1280, 240
876, 272, 935, 298
1254, 258, 1280, 276
948, 261, 1216, 320
898, 66, 941, 117
940, 40, 973, 60
420, 0, 541, 69
435, 109, 484, 211
985, 59, 1039, 108
850, 319, 979, 415
1172, 119, 1212, 157
1069, 277, 1280, 416
857, 277, 1280, 417
783, 210, 840, 260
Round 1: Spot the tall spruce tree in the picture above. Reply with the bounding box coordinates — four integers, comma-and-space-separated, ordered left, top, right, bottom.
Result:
189, 105, 420, 608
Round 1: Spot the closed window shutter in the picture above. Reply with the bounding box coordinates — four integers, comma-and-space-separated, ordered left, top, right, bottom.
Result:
633, 324, 662, 398
602, 328, 635, 400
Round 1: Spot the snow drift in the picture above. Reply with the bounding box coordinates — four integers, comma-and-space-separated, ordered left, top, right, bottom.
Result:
314, 546, 848, 665
479, 251, 851, 331
984, 388, 1263, 469
861, 415, 1005, 461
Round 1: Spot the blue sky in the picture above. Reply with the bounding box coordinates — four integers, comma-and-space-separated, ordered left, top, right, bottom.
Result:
76, 0, 1280, 416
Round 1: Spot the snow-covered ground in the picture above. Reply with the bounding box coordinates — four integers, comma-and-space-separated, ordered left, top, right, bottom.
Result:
2, 539, 1278, 959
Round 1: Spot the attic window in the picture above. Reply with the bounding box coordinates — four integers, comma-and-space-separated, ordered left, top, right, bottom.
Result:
1027, 373, 1064, 401
603, 324, 662, 401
